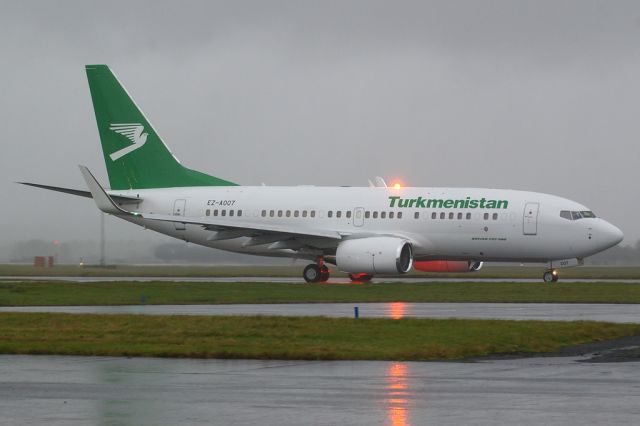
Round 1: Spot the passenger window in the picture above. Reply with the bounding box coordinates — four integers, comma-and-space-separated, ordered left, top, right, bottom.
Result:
336, 211, 342, 218
277, 210, 282, 217
286, 210, 291, 217
346, 211, 352, 218
397, 212, 403, 219
229, 210, 234, 217
414, 212, 419, 219
294, 210, 299, 217
466, 212, 471, 220
221, 210, 226, 217
302, 210, 308, 218
457, 212, 462, 220
492, 213, 498, 220
311, 210, 316, 218
484, 213, 489, 220
373, 211, 378, 219
389, 212, 394, 219
440, 212, 445, 219
365, 211, 370, 219
449, 212, 454, 220
261, 210, 266, 217
381, 212, 386, 219
269, 210, 274, 217
432, 212, 437, 219
328, 211, 333, 218
237, 210, 242, 217
206, 209, 210, 216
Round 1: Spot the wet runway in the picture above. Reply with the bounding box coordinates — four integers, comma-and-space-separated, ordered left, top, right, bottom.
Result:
2, 302, 640, 323
1, 354, 639, 426
3, 275, 640, 283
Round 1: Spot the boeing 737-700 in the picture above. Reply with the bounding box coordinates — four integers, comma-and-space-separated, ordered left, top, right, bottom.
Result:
20, 65, 624, 282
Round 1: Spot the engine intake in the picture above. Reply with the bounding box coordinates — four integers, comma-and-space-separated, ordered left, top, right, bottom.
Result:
336, 237, 413, 275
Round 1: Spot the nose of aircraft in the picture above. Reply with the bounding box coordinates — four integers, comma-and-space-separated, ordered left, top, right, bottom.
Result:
599, 220, 624, 249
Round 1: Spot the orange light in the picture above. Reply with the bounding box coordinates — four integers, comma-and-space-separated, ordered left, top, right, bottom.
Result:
386, 363, 411, 426
393, 183, 401, 189
388, 302, 407, 320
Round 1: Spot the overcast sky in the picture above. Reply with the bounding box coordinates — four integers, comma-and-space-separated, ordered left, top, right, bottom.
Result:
1, 0, 640, 249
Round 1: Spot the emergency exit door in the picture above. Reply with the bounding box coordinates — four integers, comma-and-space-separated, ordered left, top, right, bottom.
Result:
523, 202, 539, 235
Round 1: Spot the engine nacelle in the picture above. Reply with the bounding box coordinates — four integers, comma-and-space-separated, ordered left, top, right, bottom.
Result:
413, 260, 484, 273
336, 237, 413, 275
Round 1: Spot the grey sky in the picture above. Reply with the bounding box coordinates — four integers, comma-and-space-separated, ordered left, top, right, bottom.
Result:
1, 0, 640, 249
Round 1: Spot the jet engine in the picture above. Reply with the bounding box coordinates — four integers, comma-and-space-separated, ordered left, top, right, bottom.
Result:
413, 260, 483, 273
336, 237, 413, 274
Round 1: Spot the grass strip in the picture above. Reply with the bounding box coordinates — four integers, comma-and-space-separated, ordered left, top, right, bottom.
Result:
2, 281, 640, 306
0, 313, 638, 360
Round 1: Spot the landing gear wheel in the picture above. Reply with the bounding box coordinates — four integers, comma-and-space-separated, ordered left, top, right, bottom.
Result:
349, 273, 373, 283
543, 270, 558, 283
319, 265, 330, 282
303, 264, 322, 283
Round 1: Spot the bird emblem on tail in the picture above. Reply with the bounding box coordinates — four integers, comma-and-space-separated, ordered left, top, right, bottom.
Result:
108, 123, 148, 160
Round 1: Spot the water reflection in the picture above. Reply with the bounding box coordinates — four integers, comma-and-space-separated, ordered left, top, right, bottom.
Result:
387, 302, 408, 320
386, 362, 411, 426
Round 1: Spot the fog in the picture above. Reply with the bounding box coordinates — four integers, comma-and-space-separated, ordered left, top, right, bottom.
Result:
1, 0, 639, 260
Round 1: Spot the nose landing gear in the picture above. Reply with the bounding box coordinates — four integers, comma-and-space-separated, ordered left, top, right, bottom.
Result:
543, 269, 559, 283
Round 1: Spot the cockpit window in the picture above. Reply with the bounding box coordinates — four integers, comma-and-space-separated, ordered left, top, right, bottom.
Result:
560, 210, 596, 221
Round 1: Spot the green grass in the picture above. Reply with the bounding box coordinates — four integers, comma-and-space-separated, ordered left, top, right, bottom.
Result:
2, 281, 640, 306
0, 313, 637, 360
3, 264, 640, 279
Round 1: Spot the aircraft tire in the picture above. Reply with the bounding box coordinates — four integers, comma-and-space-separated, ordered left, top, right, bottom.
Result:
303, 264, 322, 283
543, 270, 556, 283
319, 265, 330, 282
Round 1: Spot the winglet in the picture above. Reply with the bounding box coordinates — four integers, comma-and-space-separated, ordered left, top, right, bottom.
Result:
78, 165, 135, 216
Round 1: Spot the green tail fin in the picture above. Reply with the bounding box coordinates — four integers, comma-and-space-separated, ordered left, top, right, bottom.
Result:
85, 65, 238, 190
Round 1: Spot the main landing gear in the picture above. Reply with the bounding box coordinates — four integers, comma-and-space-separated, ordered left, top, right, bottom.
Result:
543, 269, 559, 283
303, 261, 330, 283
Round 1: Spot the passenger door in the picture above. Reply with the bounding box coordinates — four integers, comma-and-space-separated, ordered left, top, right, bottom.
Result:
523, 202, 539, 235
173, 199, 186, 230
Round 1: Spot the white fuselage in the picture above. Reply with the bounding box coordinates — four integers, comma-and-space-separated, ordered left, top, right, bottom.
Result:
112, 185, 623, 264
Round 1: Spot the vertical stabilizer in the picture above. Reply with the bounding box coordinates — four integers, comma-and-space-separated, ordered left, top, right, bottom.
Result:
85, 65, 237, 190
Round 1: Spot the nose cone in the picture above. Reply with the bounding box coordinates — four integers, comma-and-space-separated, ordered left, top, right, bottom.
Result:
600, 221, 624, 250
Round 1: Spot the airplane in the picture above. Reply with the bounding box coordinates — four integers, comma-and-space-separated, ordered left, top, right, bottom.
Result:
20, 64, 624, 283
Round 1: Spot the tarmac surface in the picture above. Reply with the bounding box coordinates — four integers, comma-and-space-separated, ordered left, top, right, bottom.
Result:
1, 353, 639, 426
2, 302, 640, 323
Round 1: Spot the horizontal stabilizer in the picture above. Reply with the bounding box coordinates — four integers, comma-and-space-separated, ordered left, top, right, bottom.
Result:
18, 181, 142, 204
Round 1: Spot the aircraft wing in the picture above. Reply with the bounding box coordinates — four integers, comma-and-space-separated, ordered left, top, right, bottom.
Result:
140, 212, 342, 240
78, 165, 342, 246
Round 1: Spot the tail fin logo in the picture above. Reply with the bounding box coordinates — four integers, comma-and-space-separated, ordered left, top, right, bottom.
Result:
108, 123, 148, 161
